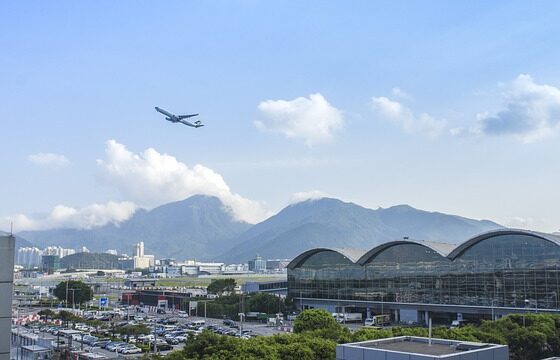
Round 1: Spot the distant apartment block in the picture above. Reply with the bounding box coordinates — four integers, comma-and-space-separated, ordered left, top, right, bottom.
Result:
15, 247, 42, 268
43, 246, 75, 258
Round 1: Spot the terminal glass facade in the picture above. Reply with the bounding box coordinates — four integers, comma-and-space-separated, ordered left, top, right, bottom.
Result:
288, 232, 560, 310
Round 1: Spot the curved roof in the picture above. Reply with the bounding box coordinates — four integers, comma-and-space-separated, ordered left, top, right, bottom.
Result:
356, 239, 453, 265
287, 247, 366, 270
448, 228, 560, 259
289, 229, 560, 270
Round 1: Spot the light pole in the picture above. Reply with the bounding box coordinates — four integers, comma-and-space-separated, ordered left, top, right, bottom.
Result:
68, 289, 77, 311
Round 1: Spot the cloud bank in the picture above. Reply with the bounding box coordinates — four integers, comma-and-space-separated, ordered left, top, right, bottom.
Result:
6, 201, 136, 231
290, 190, 328, 204
476, 74, 560, 142
371, 96, 446, 137
28, 153, 70, 167
97, 140, 268, 223
255, 93, 344, 146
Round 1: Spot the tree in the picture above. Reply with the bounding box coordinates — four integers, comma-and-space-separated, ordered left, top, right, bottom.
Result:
115, 324, 150, 340
247, 293, 285, 314
53, 280, 93, 306
56, 310, 83, 328
294, 309, 340, 333
277, 343, 314, 360
207, 279, 236, 296
38, 309, 54, 322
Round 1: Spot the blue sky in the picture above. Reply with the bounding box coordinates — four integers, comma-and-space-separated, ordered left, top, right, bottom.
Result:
2, 1, 560, 232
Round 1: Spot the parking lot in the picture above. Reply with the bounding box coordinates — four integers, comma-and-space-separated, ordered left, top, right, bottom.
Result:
13, 306, 294, 358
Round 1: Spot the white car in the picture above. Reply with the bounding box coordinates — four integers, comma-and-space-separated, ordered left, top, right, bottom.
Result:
121, 346, 142, 354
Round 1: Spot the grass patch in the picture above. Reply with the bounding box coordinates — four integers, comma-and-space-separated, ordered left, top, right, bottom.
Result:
156, 274, 287, 288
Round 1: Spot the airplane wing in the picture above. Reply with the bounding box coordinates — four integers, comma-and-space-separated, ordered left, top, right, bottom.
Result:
177, 114, 199, 120
155, 107, 173, 117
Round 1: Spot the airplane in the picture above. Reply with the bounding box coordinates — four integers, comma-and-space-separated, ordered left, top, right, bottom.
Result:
155, 107, 204, 128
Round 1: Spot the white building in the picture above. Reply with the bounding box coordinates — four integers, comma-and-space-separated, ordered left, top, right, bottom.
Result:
15, 247, 42, 268
180, 260, 225, 275
43, 246, 75, 258
132, 242, 155, 269
1, 235, 15, 359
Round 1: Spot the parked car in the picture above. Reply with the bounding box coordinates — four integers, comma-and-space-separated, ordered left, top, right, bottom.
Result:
121, 346, 142, 354
166, 337, 179, 345
178, 311, 188, 318
222, 319, 235, 327
150, 342, 173, 351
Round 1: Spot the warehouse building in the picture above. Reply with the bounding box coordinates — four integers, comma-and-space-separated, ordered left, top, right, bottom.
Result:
288, 229, 560, 324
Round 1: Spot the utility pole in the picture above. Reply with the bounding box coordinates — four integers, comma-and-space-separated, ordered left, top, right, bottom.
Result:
153, 318, 157, 354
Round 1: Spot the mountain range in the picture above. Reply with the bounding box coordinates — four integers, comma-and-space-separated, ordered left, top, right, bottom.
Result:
219, 198, 502, 262
0, 231, 33, 249
18, 195, 503, 262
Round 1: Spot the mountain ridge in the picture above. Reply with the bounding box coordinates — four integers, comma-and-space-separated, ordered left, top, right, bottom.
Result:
19, 195, 251, 260
18, 196, 503, 263
216, 197, 503, 262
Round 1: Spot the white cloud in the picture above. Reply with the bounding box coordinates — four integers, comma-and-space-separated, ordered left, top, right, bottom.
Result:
391, 87, 413, 100
504, 216, 535, 229
476, 74, 560, 142
28, 153, 69, 167
96, 140, 268, 223
290, 190, 329, 204
5, 201, 137, 231
255, 93, 344, 146
371, 96, 446, 137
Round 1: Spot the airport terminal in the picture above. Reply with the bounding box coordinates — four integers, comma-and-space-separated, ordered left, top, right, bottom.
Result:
288, 229, 560, 325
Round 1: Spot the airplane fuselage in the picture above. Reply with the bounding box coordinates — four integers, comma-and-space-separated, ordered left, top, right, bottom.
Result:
155, 106, 203, 128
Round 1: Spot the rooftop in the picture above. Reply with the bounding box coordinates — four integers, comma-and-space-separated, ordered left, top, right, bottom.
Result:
363, 338, 481, 356
338, 336, 508, 359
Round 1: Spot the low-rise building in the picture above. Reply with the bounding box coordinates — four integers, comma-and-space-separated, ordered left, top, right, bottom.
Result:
248, 255, 267, 272
336, 337, 508, 360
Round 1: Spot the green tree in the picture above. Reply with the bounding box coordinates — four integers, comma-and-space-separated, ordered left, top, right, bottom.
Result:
53, 280, 93, 306
247, 293, 284, 314
116, 324, 150, 337
277, 343, 314, 360
38, 309, 54, 322
207, 279, 236, 296
294, 309, 340, 333
297, 336, 337, 360
56, 310, 83, 328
